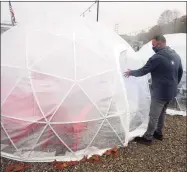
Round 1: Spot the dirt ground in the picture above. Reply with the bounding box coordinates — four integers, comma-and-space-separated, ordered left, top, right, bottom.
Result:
1, 115, 186, 172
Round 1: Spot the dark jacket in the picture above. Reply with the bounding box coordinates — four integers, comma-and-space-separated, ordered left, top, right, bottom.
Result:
130, 46, 183, 101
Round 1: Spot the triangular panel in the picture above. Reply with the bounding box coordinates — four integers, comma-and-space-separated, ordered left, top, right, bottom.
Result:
76, 36, 113, 62
51, 85, 103, 123
106, 98, 118, 116
2, 116, 46, 156
29, 33, 75, 80
2, 76, 45, 121
1, 27, 27, 68
88, 120, 123, 150
30, 125, 74, 158
129, 109, 149, 132
30, 71, 74, 118
106, 77, 127, 117
107, 117, 126, 144
51, 119, 103, 152
27, 31, 71, 67
1, 66, 24, 105
76, 39, 114, 80
79, 71, 116, 116
1, 124, 17, 155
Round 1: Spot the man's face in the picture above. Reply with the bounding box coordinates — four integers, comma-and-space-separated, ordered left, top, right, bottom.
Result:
152, 39, 157, 47
152, 39, 165, 48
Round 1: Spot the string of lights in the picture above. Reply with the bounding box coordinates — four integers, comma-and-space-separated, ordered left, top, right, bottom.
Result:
80, 1, 97, 17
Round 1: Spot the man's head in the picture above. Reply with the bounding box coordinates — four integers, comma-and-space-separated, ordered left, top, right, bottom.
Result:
152, 35, 166, 53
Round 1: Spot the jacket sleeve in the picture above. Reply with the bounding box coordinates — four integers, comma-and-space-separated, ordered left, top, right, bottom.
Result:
178, 60, 183, 84
130, 55, 159, 77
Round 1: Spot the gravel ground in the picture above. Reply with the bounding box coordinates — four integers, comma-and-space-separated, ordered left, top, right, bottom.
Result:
1, 115, 186, 172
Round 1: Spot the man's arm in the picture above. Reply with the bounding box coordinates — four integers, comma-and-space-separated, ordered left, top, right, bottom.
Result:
178, 60, 183, 84
129, 55, 159, 77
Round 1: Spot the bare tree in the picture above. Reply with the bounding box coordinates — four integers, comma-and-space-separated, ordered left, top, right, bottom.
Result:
157, 10, 181, 25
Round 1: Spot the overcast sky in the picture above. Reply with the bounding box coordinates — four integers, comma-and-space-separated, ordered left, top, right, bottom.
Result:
1, 1, 186, 34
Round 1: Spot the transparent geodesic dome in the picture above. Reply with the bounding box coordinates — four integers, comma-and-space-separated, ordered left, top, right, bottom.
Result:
1, 18, 150, 162
137, 33, 186, 113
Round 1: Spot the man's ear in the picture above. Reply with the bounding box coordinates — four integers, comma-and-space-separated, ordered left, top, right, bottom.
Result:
159, 42, 166, 47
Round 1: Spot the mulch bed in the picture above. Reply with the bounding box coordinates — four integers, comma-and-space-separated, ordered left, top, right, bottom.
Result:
1, 115, 186, 172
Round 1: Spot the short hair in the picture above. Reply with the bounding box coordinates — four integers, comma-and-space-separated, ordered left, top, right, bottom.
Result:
152, 35, 166, 43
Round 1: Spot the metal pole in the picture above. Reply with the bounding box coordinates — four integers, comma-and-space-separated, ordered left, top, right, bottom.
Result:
96, 0, 99, 22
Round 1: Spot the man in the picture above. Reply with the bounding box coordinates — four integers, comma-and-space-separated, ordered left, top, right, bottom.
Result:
124, 35, 183, 145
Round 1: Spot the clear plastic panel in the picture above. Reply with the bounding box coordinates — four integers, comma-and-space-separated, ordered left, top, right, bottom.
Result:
1, 124, 17, 155
107, 116, 126, 144
1, 66, 25, 105
28, 32, 75, 80
129, 109, 149, 133
27, 31, 72, 67
76, 36, 115, 65
119, 49, 150, 134
88, 120, 123, 150
51, 120, 103, 152
30, 125, 74, 158
30, 71, 74, 118
79, 70, 117, 116
51, 85, 103, 122
129, 109, 149, 140
2, 75, 45, 121
107, 98, 118, 116
2, 117, 46, 158
108, 74, 128, 117
76, 39, 114, 80
1, 26, 27, 68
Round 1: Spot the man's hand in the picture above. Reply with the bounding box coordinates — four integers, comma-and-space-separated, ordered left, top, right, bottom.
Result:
123, 69, 131, 78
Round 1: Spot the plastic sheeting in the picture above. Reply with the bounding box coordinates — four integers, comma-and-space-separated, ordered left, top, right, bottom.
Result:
137, 34, 186, 114
1, 18, 150, 162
